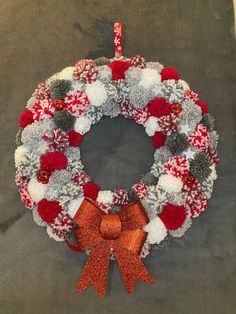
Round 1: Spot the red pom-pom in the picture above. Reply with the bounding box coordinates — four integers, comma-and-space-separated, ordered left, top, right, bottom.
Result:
196, 101, 209, 114
83, 182, 100, 201
158, 203, 186, 230
19, 108, 34, 128
37, 199, 62, 223
109, 60, 131, 80
161, 67, 180, 81
40, 151, 68, 172
68, 130, 83, 147
152, 131, 166, 148
147, 97, 171, 118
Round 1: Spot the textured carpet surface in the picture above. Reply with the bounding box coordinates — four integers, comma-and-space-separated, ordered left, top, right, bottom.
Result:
0, 1, 236, 313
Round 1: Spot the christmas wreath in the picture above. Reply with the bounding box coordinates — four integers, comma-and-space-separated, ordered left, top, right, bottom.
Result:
15, 23, 219, 297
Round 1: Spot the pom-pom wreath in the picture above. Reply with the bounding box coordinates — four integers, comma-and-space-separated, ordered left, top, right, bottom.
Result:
19, 108, 34, 128
190, 152, 212, 182
53, 110, 75, 132
147, 97, 171, 118
37, 199, 62, 223
49, 79, 71, 101
166, 133, 189, 155
83, 182, 100, 201
158, 203, 186, 230
15, 51, 219, 267
40, 151, 68, 172
161, 67, 180, 81
109, 60, 131, 80
68, 130, 83, 147
152, 131, 166, 148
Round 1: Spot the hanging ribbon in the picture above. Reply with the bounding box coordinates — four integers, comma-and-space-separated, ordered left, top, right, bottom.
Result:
73, 198, 154, 298
114, 22, 123, 58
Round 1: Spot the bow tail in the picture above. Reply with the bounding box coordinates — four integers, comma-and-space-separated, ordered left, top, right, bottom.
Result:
75, 241, 111, 298
114, 245, 155, 294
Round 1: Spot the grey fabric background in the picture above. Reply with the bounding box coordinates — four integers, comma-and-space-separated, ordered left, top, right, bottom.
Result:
0, 0, 236, 313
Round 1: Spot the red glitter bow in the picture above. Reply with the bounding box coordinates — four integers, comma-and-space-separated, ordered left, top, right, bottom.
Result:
73, 198, 154, 298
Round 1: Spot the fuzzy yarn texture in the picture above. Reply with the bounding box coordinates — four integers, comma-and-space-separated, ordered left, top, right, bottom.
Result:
49, 79, 71, 100
40, 151, 68, 172
158, 203, 186, 230
161, 67, 180, 81
37, 199, 62, 223
53, 110, 75, 132
152, 131, 166, 148
83, 182, 100, 201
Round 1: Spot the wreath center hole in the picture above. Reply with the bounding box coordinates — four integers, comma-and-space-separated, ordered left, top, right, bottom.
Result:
81, 116, 155, 190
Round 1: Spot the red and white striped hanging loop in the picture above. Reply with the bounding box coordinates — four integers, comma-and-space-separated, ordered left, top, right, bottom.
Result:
114, 22, 123, 58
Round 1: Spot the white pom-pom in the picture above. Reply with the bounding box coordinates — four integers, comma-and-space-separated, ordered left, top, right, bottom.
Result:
178, 79, 190, 91
67, 197, 84, 218
144, 117, 160, 136
158, 174, 183, 193
14, 145, 29, 167
139, 68, 161, 89
58, 67, 75, 81
74, 116, 91, 134
209, 165, 217, 181
143, 217, 167, 244
86, 81, 107, 107
97, 190, 114, 204
28, 177, 47, 202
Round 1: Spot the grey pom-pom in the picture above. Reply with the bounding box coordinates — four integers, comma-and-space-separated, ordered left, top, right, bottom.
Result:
201, 114, 215, 131
141, 172, 158, 186
166, 133, 189, 155
128, 85, 154, 109
190, 152, 212, 182
53, 110, 75, 131
15, 129, 23, 146
127, 188, 139, 202
94, 57, 110, 66
49, 79, 71, 100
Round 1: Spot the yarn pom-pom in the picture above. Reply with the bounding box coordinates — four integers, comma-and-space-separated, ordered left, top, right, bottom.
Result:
148, 97, 171, 118
161, 67, 180, 81
109, 60, 131, 80
166, 133, 189, 155
37, 199, 62, 223
19, 108, 34, 128
28, 177, 47, 202
97, 190, 114, 204
143, 216, 167, 244
158, 174, 183, 193
196, 101, 209, 114
49, 79, 71, 101
83, 182, 100, 201
152, 131, 166, 148
40, 151, 68, 172
68, 130, 83, 147
74, 116, 91, 134
53, 110, 75, 132
159, 203, 186, 230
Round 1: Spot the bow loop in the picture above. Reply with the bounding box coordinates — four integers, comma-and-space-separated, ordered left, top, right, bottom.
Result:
120, 201, 150, 231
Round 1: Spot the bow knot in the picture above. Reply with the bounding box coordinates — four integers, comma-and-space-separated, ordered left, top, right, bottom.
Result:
73, 198, 154, 298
